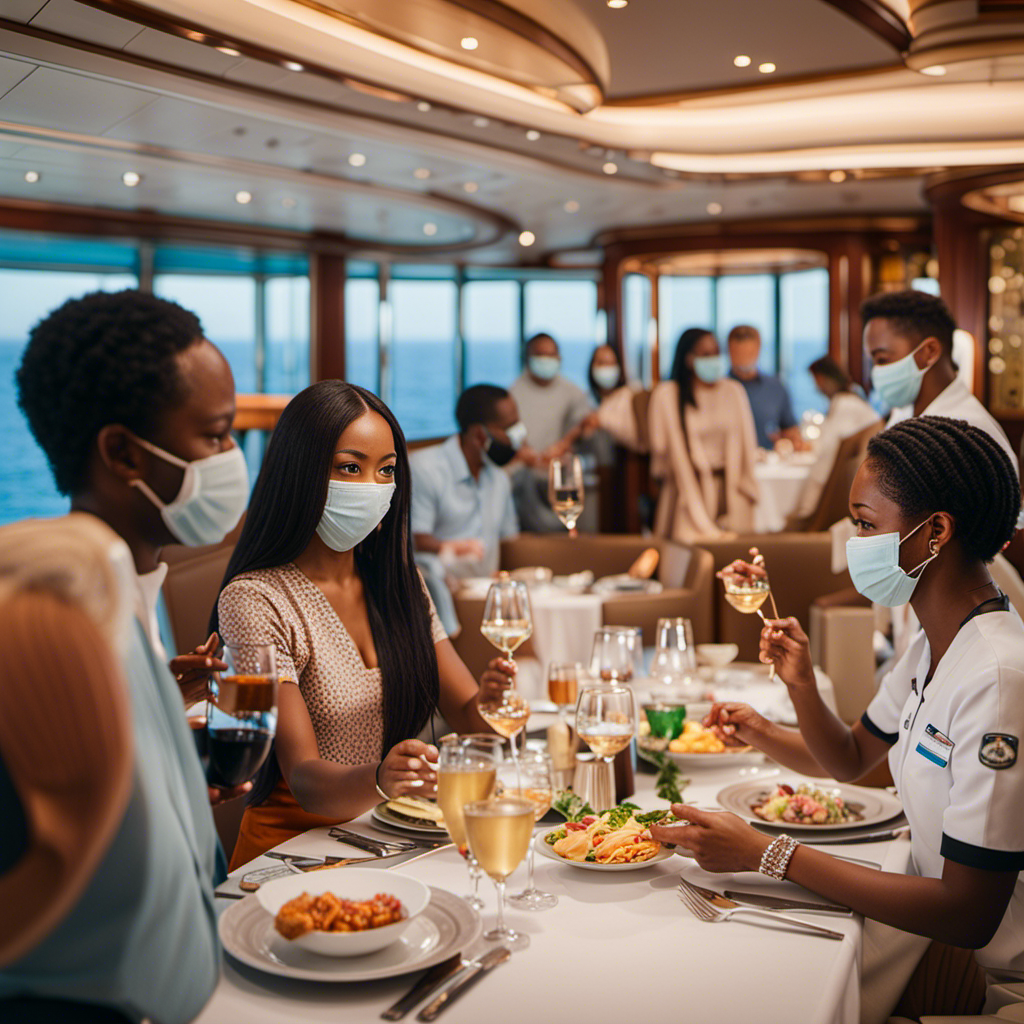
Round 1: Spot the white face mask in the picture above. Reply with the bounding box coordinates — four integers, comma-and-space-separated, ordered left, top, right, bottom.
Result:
846, 515, 938, 607
506, 421, 528, 451
593, 365, 621, 391
316, 480, 396, 552
130, 436, 249, 547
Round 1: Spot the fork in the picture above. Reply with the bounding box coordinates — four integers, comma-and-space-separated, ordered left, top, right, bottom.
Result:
328, 827, 421, 855
677, 878, 844, 940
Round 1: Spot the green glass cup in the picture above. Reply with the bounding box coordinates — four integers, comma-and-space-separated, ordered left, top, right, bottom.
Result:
643, 702, 687, 741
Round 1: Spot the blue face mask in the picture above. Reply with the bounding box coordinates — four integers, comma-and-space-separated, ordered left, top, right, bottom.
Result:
870, 341, 933, 409
846, 515, 939, 607
693, 354, 728, 385
316, 480, 396, 552
528, 355, 560, 381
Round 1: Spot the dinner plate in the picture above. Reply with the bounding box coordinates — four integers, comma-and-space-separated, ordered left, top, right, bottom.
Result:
663, 747, 764, 769
534, 829, 675, 871
372, 803, 449, 837
716, 779, 903, 832
219, 887, 480, 982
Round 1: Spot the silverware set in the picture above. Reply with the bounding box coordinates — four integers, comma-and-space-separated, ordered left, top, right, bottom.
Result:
328, 826, 450, 856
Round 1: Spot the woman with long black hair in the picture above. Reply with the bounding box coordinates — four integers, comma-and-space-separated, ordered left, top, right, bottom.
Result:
215, 381, 512, 866
647, 327, 759, 541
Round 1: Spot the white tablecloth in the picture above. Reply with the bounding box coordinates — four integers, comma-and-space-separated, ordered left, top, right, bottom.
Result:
207, 741, 907, 1024
754, 459, 814, 533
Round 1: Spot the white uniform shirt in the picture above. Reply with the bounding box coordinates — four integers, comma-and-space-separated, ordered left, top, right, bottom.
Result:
863, 599, 1024, 977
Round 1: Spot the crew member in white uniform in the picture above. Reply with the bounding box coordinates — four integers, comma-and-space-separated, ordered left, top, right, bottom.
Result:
650, 416, 1024, 1022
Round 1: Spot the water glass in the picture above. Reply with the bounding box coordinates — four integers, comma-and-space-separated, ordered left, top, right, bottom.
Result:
590, 626, 642, 684
649, 617, 700, 700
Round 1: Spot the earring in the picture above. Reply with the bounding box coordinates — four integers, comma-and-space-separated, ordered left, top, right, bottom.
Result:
929, 540, 939, 555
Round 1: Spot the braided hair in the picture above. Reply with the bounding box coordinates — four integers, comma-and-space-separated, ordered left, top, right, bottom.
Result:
866, 416, 1020, 562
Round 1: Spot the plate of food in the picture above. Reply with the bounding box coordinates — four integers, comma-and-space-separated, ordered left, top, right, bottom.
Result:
663, 721, 763, 767
716, 779, 903, 832
536, 803, 676, 871
219, 884, 480, 982
371, 796, 449, 836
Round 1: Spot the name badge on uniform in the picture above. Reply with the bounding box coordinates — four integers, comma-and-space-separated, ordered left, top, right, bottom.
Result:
916, 724, 955, 768
979, 733, 1019, 770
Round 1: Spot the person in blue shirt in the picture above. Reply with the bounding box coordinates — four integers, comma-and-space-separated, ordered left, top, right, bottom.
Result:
411, 384, 522, 634
7, 289, 251, 1022
727, 325, 802, 450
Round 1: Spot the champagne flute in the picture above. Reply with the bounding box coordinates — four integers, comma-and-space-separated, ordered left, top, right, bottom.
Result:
722, 576, 775, 679
206, 643, 278, 788
497, 750, 557, 911
436, 734, 502, 910
548, 662, 581, 722
576, 684, 637, 767
463, 797, 536, 950
478, 577, 532, 751
590, 626, 642, 684
548, 453, 584, 535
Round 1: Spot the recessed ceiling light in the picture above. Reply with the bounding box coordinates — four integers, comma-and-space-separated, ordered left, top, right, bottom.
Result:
281, 196, 297, 208
283, 60, 304, 72
706, 201, 723, 215
921, 64, 947, 76
463, 181, 479, 193
121, 171, 141, 187
472, 116, 490, 128
733, 55, 751, 67
413, 167, 431, 179
526, 130, 541, 141
461, 36, 479, 50
828, 170, 847, 183
758, 62, 776, 74
23, 170, 40, 183
235, 190, 252, 204
416, 101, 432, 112
348, 152, 367, 167
519, 230, 536, 246
564, 199, 580, 213
216, 46, 241, 57
607, 0, 628, 8
603, 161, 618, 174
423, 222, 438, 236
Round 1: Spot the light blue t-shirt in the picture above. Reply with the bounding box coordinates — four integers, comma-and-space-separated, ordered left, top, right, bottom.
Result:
410, 434, 519, 577
0, 620, 220, 1023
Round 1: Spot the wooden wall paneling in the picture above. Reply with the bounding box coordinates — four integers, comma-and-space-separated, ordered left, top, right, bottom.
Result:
311, 253, 346, 382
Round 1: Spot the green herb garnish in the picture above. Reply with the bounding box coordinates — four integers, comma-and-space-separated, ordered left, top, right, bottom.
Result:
637, 747, 688, 804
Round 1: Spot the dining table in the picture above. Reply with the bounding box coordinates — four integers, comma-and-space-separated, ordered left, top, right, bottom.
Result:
205, 710, 909, 1024
753, 453, 816, 533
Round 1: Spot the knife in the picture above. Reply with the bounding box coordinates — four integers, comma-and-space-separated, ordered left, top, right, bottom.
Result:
723, 890, 852, 915
239, 855, 382, 891
380, 954, 465, 1021
798, 827, 909, 846
416, 948, 511, 1021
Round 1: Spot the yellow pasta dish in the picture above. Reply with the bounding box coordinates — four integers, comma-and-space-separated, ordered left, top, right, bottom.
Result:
668, 721, 726, 754
545, 807, 668, 864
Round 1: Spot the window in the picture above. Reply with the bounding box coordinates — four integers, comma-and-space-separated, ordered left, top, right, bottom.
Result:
622, 274, 651, 385
523, 279, 598, 390
390, 278, 458, 439
717, 275, 776, 373
464, 280, 520, 388
265, 276, 310, 394
779, 268, 830, 417
344, 277, 380, 393
1, 268, 138, 525
658, 276, 714, 378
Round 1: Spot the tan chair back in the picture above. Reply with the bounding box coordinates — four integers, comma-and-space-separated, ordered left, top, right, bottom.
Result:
805, 419, 883, 532
808, 604, 877, 724
163, 543, 235, 654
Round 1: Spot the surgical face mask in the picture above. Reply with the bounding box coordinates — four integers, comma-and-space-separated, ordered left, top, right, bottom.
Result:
485, 421, 526, 468
693, 354, 729, 385
130, 436, 249, 547
506, 421, 527, 450
316, 480, 396, 552
593, 365, 621, 391
870, 341, 934, 409
846, 515, 939, 607
528, 355, 560, 381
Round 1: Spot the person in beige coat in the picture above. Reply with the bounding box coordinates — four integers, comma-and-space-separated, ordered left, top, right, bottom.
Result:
649, 328, 760, 541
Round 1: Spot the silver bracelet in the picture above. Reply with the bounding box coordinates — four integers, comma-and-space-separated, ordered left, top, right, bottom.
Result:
759, 834, 798, 880
374, 761, 389, 802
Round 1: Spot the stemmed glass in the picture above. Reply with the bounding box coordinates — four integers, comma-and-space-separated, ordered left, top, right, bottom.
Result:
590, 625, 642, 683
478, 577, 533, 752
497, 750, 557, 911
463, 797, 536, 950
548, 453, 584, 536
649, 617, 699, 701
576, 684, 637, 767
721, 550, 779, 679
436, 734, 502, 910
206, 643, 278, 788
548, 662, 581, 723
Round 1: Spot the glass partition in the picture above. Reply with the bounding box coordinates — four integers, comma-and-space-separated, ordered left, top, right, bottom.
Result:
464, 280, 520, 388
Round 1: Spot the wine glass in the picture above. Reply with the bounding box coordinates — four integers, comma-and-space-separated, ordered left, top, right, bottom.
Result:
590, 626, 642, 684
722, 576, 775, 679
547, 662, 581, 722
436, 734, 502, 910
548, 453, 584, 535
649, 617, 700, 701
463, 797, 536, 950
478, 578, 533, 748
576, 684, 637, 768
206, 643, 278, 788
497, 750, 557, 911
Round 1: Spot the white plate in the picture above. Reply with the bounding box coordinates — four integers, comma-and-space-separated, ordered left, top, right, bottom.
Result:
219, 887, 480, 982
534, 829, 675, 871
592, 574, 663, 595
664, 747, 764, 769
372, 803, 449, 836
716, 779, 903, 832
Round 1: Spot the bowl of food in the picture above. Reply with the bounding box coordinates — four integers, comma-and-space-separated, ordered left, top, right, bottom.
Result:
256, 868, 431, 957
695, 643, 739, 669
